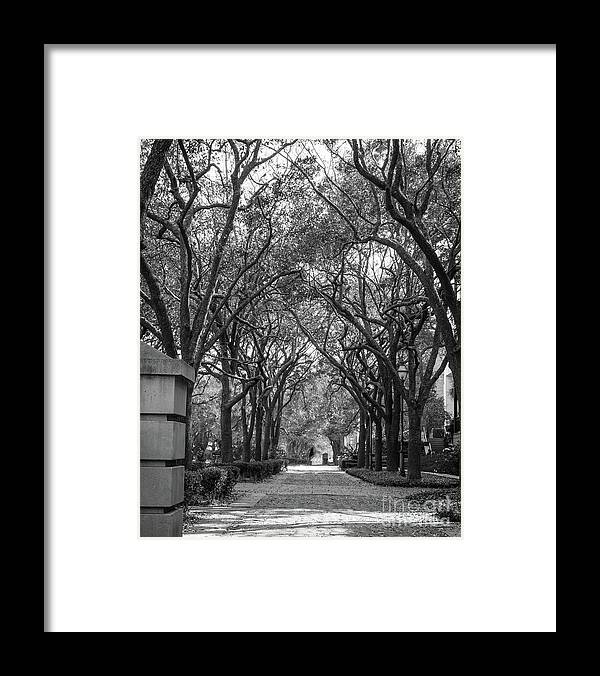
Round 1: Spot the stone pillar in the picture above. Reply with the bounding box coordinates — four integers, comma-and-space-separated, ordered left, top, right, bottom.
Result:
140, 342, 195, 537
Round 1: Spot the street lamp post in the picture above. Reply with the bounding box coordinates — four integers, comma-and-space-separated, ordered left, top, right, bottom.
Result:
453, 380, 459, 437
398, 365, 408, 476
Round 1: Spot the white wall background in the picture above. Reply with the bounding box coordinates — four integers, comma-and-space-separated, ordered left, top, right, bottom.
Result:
47, 45, 556, 633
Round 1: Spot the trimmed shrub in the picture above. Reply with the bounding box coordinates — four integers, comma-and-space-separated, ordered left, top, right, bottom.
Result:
184, 465, 239, 505
217, 465, 241, 495
265, 459, 285, 475
231, 461, 250, 480
420, 448, 460, 476
199, 467, 224, 500
184, 469, 205, 506
345, 467, 459, 489
232, 461, 262, 481
232, 459, 285, 482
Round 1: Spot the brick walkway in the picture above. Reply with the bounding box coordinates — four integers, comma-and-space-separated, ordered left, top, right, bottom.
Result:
184, 465, 460, 537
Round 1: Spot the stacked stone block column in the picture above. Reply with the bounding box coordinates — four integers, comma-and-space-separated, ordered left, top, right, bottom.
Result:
140, 342, 195, 537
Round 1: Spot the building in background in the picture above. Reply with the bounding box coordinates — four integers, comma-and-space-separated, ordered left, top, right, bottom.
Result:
432, 363, 460, 445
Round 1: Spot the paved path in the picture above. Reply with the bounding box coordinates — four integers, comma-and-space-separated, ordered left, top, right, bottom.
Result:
184, 465, 460, 537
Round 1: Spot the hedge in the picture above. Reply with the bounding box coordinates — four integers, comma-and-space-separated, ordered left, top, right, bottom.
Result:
345, 468, 460, 488
231, 459, 286, 482
184, 465, 240, 505
420, 448, 460, 476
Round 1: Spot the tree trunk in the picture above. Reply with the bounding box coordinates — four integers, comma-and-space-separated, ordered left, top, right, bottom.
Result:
220, 390, 233, 465
139, 140, 178, 360
330, 435, 343, 464
398, 391, 406, 477
373, 415, 383, 471
386, 395, 400, 472
365, 414, 372, 469
407, 404, 424, 483
241, 398, 252, 462
140, 139, 172, 223
220, 405, 233, 465
382, 379, 401, 472
219, 330, 233, 464
448, 346, 460, 403
261, 407, 273, 460
254, 403, 264, 461
357, 409, 367, 468
272, 414, 282, 458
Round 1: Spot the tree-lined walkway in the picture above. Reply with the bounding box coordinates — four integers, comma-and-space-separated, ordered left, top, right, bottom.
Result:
184, 465, 460, 537
140, 139, 461, 486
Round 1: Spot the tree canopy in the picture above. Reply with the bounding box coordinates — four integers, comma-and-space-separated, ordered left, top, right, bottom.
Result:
140, 139, 460, 481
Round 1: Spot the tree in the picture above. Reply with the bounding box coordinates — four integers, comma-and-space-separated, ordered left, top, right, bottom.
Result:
140, 139, 296, 466
140, 138, 460, 484
349, 139, 460, 401
282, 139, 459, 480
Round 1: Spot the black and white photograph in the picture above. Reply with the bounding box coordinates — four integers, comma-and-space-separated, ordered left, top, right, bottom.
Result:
140, 139, 462, 537
46, 45, 556, 632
